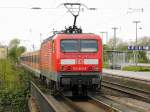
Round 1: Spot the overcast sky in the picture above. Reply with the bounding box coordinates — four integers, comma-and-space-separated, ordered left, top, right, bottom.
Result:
0, 0, 150, 50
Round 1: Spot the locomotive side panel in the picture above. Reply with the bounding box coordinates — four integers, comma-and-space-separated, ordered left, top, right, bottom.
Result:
40, 38, 58, 81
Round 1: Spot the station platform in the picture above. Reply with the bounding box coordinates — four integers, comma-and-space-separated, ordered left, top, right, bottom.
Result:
103, 69, 150, 82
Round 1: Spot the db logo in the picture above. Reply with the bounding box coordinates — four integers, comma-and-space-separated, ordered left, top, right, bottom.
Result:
76, 59, 83, 64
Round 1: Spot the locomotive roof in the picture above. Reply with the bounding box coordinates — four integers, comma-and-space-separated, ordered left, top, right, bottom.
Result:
42, 33, 100, 44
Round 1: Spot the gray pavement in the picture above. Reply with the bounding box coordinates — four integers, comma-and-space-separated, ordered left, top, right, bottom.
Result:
103, 68, 150, 82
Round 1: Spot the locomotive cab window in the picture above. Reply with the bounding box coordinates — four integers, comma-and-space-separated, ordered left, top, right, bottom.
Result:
80, 40, 98, 52
61, 39, 98, 52
61, 40, 78, 52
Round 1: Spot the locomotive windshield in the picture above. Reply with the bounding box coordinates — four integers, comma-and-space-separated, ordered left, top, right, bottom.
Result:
61, 39, 98, 52
80, 40, 97, 52
61, 40, 78, 52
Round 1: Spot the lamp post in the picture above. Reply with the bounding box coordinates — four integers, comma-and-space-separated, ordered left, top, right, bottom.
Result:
100, 32, 108, 44
133, 21, 141, 66
112, 27, 118, 50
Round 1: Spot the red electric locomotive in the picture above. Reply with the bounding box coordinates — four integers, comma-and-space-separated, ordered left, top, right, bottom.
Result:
20, 3, 103, 96
39, 33, 102, 95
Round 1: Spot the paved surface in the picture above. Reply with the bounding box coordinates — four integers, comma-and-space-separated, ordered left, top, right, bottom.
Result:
28, 97, 40, 112
103, 69, 150, 82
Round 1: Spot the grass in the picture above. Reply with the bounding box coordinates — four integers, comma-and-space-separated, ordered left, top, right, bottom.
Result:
0, 59, 29, 91
0, 59, 30, 112
122, 66, 150, 72
0, 59, 19, 82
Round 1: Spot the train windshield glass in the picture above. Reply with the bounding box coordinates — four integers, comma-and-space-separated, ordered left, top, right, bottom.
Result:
61, 39, 98, 52
80, 40, 98, 52
61, 40, 78, 52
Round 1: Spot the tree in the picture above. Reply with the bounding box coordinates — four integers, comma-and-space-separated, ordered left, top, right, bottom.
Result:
138, 51, 148, 63
107, 37, 128, 51
9, 38, 20, 48
137, 36, 150, 63
8, 39, 26, 63
138, 36, 150, 46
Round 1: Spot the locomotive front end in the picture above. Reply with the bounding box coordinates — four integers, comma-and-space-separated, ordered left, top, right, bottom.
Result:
57, 34, 102, 96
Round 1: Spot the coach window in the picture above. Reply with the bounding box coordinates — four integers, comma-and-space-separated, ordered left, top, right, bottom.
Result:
36, 55, 38, 63
30, 56, 32, 62
35, 55, 38, 63
29, 56, 30, 62
52, 40, 55, 53
34, 55, 36, 63
34, 55, 35, 63
31, 55, 33, 63
33, 55, 35, 63
27, 56, 29, 62
30, 56, 31, 62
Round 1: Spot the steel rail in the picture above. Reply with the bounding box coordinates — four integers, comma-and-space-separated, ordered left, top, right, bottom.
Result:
88, 96, 121, 112
91, 95, 144, 112
58, 94, 87, 112
103, 80, 150, 94
30, 81, 57, 112
102, 80, 150, 103
31, 81, 108, 112
31, 80, 142, 112
31, 81, 84, 112
59, 93, 121, 112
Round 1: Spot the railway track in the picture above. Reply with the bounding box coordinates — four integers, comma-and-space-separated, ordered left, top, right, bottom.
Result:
30, 81, 120, 112
91, 94, 150, 112
102, 80, 150, 103
60, 94, 120, 112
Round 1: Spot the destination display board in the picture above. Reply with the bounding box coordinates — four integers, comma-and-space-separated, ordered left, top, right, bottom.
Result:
128, 46, 150, 51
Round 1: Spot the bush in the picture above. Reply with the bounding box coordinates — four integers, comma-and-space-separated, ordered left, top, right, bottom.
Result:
103, 62, 109, 68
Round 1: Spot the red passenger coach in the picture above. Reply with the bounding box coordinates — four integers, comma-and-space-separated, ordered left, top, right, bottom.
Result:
20, 51, 40, 77
39, 33, 102, 96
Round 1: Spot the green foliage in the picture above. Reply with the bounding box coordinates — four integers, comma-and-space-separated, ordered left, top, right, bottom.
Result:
122, 66, 150, 72
0, 59, 19, 82
138, 36, 150, 46
106, 37, 129, 51
0, 85, 29, 112
8, 38, 26, 63
103, 62, 109, 68
0, 59, 30, 111
103, 44, 110, 51
138, 51, 148, 63
9, 38, 20, 48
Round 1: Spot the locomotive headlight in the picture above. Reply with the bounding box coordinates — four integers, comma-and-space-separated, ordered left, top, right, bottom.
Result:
61, 59, 75, 65
84, 59, 98, 64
